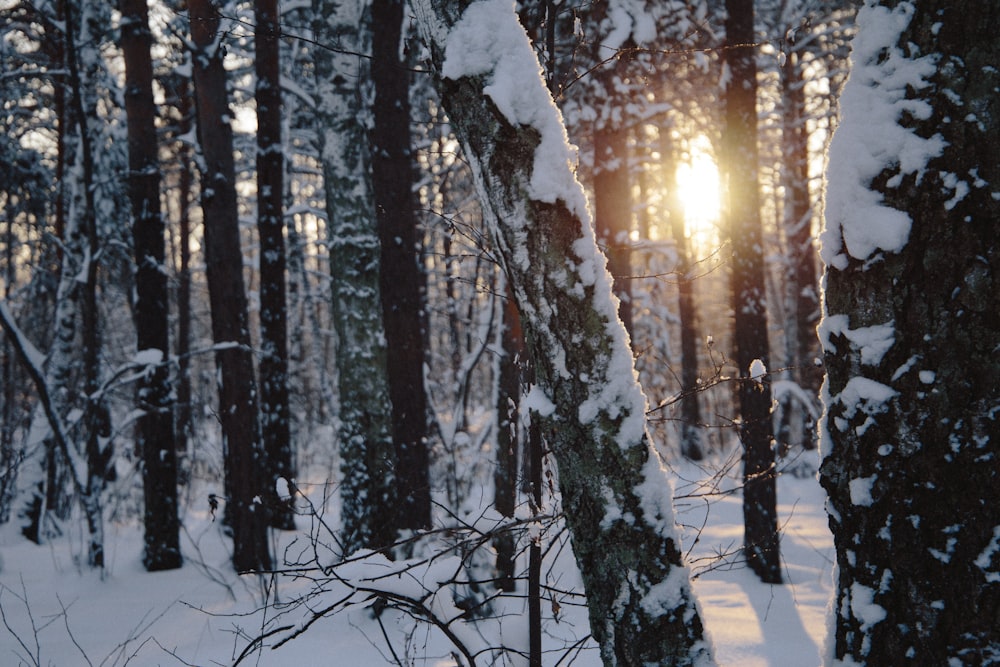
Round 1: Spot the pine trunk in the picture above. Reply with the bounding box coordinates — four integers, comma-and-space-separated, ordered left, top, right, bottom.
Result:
255, 0, 295, 530
120, 0, 182, 570
189, 0, 272, 572
820, 1, 1000, 663
723, 0, 781, 585
372, 0, 432, 532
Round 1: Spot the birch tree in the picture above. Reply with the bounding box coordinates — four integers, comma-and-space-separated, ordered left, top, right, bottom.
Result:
410, 1, 712, 663
312, 0, 397, 552
820, 0, 1000, 662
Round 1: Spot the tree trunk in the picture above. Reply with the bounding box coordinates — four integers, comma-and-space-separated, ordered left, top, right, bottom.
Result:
189, 0, 271, 572
662, 132, 704, 461
594, 125, 633, 336
120, 0, 182, 571
255, 0, 295, 530
780, 47, 821, 451
493, 280, 521, 591
372, 0, 432, 532
411, 2, 712, 663
723, 0, 781, 584
312, 0, 398, 553
174, 78, 194, 467
65, 0, 108, 570
820, 1, 1000, 663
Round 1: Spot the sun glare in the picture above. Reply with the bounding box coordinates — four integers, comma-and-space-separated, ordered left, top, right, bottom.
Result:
675, 146, 722, 249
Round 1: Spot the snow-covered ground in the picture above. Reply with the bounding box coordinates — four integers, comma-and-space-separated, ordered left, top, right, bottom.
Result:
0, 454, 833, 666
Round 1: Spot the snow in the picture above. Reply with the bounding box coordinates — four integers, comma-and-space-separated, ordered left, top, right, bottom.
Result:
0, 460, 835, 666
749, 358, 767, 383
820, 0, 946, 269
848, 476, 876, 506
818, 315, 895, 366
441, 0, 589, 221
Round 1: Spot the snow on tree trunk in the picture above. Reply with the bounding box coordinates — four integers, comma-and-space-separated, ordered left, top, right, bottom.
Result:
819, 1, 1000, 663
410, 1, 713, 664
312, 0, 398, 553
120, 0, 182, 570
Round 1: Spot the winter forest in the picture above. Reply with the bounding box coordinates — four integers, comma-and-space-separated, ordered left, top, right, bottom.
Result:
1, 0, 998, 663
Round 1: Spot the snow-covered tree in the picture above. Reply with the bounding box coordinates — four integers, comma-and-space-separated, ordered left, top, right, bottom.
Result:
820, 0, 1000, 662
312, 0, 398, 552
410, 0, 712, 663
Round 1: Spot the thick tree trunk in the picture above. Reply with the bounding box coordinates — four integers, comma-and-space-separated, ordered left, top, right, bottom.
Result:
411, 1, 712, 664
120, 0, 182, 570
255, 0, 295, 530
820, 1, 1000, 663
189, 0, 272, 572
372, 0, 432, 532
312, 0, 398, 553
723, 0, 781, 585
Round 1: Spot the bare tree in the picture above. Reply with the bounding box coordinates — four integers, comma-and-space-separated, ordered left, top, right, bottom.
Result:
409, 0, 712, 663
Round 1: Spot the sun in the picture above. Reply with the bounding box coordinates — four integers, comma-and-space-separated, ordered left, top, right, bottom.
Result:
675, 144, 722, 249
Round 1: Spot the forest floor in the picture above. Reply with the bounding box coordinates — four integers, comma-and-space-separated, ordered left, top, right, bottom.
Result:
0, 450, 834, 666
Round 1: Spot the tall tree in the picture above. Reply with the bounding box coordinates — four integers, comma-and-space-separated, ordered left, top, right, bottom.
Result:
312, 0, 398, 552
120, 0, 182, 571
372, 0, 432, 532
189, 0, 271, 572
820, 0, 1000, 663
723, 0, 782, 584
411, 1, 712, 663
254, 0, 295, 530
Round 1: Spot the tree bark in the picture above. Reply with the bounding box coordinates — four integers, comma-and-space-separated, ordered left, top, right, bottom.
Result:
120, 0, 182, 570
410, 1, 712, 663
255, 0, 295, 530
820, 0, 1000, 663
723, 0, 781, 584
594, 125, 633, 336
312, 0, 398, 553
189, 0, 272, 572
780, 47, 821, 451
372, 0, 432, 532
662, 131, 704, 461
